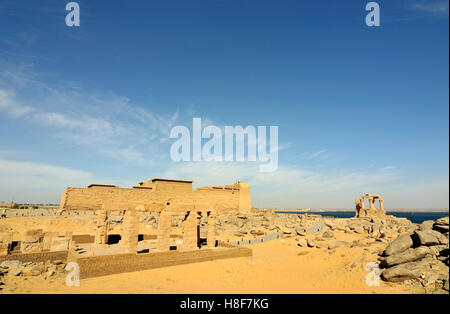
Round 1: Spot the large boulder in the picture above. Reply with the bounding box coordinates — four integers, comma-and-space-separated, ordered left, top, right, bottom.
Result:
295, 226, 306, 236
380, 247, 430, 267
419, 220, 435, 231
0, 260, 21, 269
305, 220, 325, 234
434, 216, 449, 233
322, 231, 334, 239
328, 241, 348, 250
250, 228, 265, 236
323, 219, 334, 228
384, 234, 414, 256
435, 216, 449, 225
277, 225, 294, 234
381, 260, 430, 282
22, 263, 45, 276
0, 260, 23, 277
296, 237, 308, 247
415, 230, 448, 246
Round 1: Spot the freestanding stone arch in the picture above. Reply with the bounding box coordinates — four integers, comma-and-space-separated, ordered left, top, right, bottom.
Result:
355, 194, 385, 218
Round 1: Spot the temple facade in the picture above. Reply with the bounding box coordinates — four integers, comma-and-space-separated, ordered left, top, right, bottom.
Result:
59, 178, 252, 213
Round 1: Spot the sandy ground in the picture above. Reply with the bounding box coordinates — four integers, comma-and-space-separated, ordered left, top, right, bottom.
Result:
1, 216, 414, 294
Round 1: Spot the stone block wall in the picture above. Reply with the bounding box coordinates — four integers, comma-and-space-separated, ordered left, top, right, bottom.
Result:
59, 179, 252, 213
76, 243, 252, 279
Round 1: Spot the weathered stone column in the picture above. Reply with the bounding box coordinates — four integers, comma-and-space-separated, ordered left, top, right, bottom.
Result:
156, 212, 171, 252
94, 209, 109, 247
0, 243, 8, 256
369, 197, 375, 210
0, 231, 13, 256
379, 199, 385, 214
181, 211, 199, 251
122, 210, 139, 254
355, 199, 361, 217
207, 212, 216, 249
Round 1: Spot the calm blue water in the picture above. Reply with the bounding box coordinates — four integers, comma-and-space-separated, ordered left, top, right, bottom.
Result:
274, 211, 449, 224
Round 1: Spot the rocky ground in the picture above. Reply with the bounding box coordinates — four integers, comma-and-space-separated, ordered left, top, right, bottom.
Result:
0, 211, 449, 294
378, 216, 449, 293
0, 259, 66, 293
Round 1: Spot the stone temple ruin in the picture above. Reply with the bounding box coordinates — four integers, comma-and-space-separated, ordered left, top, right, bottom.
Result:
0, 178, 253, 279
355, 193, 386, 218
94, 201, 217, 253
59, 178, 252, 214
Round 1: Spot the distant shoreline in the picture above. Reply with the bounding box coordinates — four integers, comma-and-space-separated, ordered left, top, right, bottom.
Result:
262, 208, 449, 213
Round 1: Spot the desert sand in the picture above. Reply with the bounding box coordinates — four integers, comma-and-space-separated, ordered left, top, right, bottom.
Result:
0, 215, 421, 294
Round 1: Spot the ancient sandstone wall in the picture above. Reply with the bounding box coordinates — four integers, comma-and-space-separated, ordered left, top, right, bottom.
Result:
76, 244, 252, 279
59, 179, 252, 213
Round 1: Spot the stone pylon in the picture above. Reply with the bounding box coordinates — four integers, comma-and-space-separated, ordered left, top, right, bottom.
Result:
207, 212, 216, 249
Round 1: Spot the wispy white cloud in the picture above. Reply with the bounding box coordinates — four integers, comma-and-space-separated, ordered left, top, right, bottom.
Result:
163, 161, 449, 209
0, 89, 34, 117
310, 149, 327, 158
161, 161, 407, 208
412, 1, 449, 15
297, 149, 328, 160
0, 158, 143, 203
0, 64, 181, 165
383, 179, 449, 209
0, 159, 94, 203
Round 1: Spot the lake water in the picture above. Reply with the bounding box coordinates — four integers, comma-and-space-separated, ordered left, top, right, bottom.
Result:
275, 211, 449, 224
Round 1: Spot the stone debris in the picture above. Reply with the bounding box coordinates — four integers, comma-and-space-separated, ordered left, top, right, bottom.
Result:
379, 216, 449, 294
217, 212, 323, 239
0, 259, 67, 291
327, 216, 416, 240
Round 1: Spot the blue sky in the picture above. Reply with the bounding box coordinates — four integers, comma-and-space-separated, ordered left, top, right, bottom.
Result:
0, 0, 448, 209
